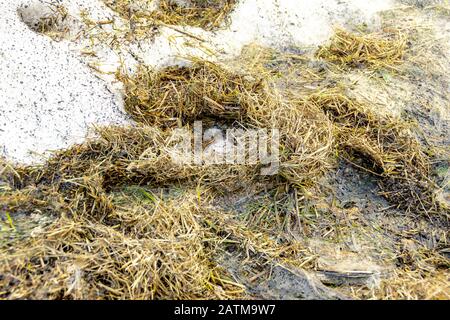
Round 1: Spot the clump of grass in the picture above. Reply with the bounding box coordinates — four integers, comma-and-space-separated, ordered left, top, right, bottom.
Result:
244, 88, 336, 188
119, 60, 261, 127
120, 59, 335, 187
0, 179, 317, 299
25, 125, 265, 197
376, 270, 450, 299
317, 28, 407, 70
357, 245, 450, 300
103, 0, 236, 31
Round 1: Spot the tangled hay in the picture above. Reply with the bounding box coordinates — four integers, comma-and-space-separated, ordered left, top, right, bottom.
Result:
119, 59, 335, 187
305, 89, 438, 213
23, 125, 266, 196
19, 3, 71, 42
355, 244, 450, 300
376, 270, 450, 300
103, 0, 236, 31
120, 57, 441, 212
1, 23, 448, 298
0, 173, 314, 299
244, 91, 335, 188
0, 190, 241, 299
317, 28, 407, 70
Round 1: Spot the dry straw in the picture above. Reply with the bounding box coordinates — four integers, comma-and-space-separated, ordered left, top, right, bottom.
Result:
118, 60, 260, 127
119, 56, 439, 211
20, 3, 71, 42
1, 24, 448, 299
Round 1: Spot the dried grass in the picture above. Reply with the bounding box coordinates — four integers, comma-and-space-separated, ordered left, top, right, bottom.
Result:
375, 270, 450, 300
0, 25, 448, 299
119, 60, 260, 126
0, 190, 241, 299
317, 28, 407, 70
24, 125, 265, 195
153, 0, 236, 30
20, 4, 71, 42
103, 0, 236, 31
119, 57, 441, 212
306, 88, 439, 214
119, 59, 335, 187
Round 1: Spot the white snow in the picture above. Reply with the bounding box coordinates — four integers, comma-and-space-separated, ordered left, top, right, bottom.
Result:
0, 0, 128, 164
